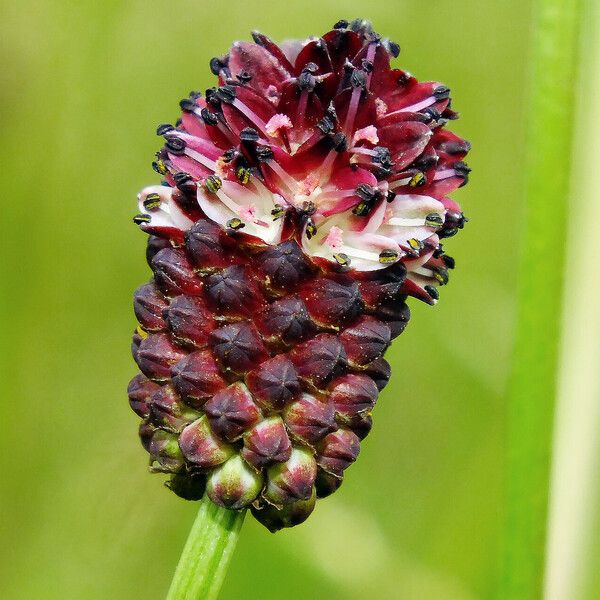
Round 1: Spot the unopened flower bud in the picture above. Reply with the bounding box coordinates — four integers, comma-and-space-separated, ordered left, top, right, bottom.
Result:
207, 455, 263, 510
166, 472, 207, 501
128, 374, 160, 418
204, 383, 262, 442
264, 447, 317, 506
316, 428, 361, 476
284, 393, 336, 445
241, 416, 292, 468
148, 429, 185, 473
179, 416, 235, 468
252, 488, 316, 532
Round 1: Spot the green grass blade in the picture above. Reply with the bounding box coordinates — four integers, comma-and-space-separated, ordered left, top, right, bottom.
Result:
500, 0, 583, 597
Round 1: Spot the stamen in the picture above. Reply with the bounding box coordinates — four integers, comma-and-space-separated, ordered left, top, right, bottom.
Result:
271, 205, 285, 220
364, 42, 377, 89
227, 218, 245, 230
240, 128, 260, 143
265, 159, 298, 193
143, 193, 162, 210
133, 213, 152, 225
305, 219, 317, 239
184, 148, 219, 172
152, 160, 168, 175
333, 253, 351, 267
337, 245, 381, 262
424, 285, 439, 300
387, 217, 429, 227
386, 95, 437, 116
424, 213, 444, 228
407, 238, 424, 253
205, 175, 223, 193
344, 85, 363, 134
156, 124, 174, 136
332, 132, 348, 152
164, 136, 186, 155
235, 165, 251, 184
379, 249, 399, 264
409, 172, 427, 187
200, 108, 219, 126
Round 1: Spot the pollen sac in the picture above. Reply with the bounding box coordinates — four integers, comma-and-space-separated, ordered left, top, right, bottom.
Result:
204, 265, 265, 317
148, 383, 201, 432
300, 278, 363, 328
284, 393, 336, 445
316, 428, 361, 477
127, 374, 160, 418
134, 283, 168, 331
171, 350, 226, 407
151, 248, 203, 297
165, 296, 215, 348
207, 455, 263, 510
210, 322, 269, 374
264, 447, 317, 506
130, 17, 470, 530
255, 297, 317, 347
241, 416, 293, 469
290, 334, 347, 388
204, 382, 262, 442
245, 355, 301, 410
179, 416, 235, 469
136, 333, 186, 381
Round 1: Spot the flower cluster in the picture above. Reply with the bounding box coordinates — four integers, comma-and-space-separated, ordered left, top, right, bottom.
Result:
130, 19, 469, 530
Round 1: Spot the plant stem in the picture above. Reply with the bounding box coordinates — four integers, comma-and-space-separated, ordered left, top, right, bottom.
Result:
500, 0, 582, 598
167, 497, 246, 600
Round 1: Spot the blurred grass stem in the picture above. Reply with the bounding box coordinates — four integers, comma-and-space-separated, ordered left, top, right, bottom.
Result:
166, 497, 245, 600
500, 0, 583, 598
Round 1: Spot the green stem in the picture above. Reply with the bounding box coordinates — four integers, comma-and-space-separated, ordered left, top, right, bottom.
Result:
167, 497, 246, 600
500, 0, 582, 598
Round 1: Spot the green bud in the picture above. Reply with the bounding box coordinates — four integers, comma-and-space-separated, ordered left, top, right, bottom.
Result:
207, 455, 263, 510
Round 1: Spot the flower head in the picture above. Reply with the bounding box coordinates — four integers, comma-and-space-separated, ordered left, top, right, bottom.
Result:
130, 19, 470, 529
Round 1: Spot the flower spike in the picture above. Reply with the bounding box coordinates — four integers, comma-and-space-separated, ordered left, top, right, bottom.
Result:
129, 18, 470, 530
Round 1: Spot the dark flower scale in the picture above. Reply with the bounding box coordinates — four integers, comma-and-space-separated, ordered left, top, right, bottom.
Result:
129, 18, 469, 531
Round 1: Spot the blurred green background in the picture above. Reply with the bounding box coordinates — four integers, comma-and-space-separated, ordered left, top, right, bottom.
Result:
0, 1, 595, 598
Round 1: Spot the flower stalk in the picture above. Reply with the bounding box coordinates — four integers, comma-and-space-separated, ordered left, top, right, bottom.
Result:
500, 0, 583, 597
166, 497, 245, 600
